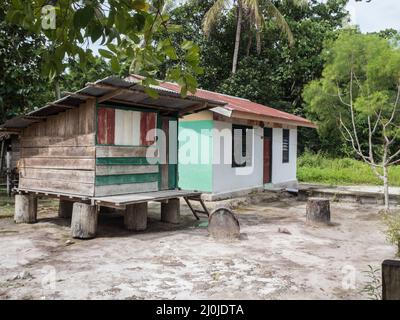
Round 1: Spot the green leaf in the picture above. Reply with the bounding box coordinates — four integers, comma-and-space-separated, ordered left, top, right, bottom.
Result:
167, 24, 183, 33
90, 23, 103, 43
165, 46, 178, 60
98, 49, 115, 59
181, 40, 194, 51
144, 87, 159, 99
110, 56, 120, 73
193, 66, 204, 75
73, 6, 94, 29
132, 0, 149, 11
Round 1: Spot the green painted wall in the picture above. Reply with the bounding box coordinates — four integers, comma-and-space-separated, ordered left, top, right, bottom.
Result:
178, 120, 213, 192
95, 173, 159, 186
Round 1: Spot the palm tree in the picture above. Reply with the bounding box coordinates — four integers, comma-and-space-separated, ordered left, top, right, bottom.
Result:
203, 0, 306, 74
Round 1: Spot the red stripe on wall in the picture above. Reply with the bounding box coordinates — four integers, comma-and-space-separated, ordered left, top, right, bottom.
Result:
140, 112, 156, 146
106, 108, 115, 145
97, 108, 107, 144
97, 107, 115, 144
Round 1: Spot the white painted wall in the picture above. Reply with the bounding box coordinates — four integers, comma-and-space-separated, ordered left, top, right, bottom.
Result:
212, 121, 264, 193
271, 127, 298, 186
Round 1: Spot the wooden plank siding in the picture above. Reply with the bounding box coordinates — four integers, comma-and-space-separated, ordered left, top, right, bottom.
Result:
96, 146, 157, 158
95, 165, 158, 176
94, 106, 160, 196
18, 100, 96, 196
94, 182, 158, 197
95, 172, 159, 186
94, 145, 160, 196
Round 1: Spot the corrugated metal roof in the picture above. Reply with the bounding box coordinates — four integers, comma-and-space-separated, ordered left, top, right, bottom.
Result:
0, 76, 224, 130
127, 74, 316, 128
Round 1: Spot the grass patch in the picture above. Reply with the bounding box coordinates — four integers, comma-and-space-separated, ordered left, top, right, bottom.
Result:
0, 188, 14, 218
298, 152, 400, 186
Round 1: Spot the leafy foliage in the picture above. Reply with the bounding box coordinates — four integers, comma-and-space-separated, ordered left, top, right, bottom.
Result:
360, 265, 382, 300
59, 57, 112, 94
0, 1, 53, 122
303, 31, 400, 162
6, 0, 203, 96
383, 212, 400, 256
303, 30, 400, 158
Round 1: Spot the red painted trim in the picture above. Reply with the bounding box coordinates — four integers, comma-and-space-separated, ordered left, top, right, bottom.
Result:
97, 107, 115, 145
140, 112, 156, 146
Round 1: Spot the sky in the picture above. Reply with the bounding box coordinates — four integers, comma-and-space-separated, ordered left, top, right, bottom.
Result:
345, 0, 400, 32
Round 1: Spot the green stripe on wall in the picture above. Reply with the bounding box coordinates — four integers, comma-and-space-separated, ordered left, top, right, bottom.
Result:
95, 173, 159, 186
96, 157, 158, 165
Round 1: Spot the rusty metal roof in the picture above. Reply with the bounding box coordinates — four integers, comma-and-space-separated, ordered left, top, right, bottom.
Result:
0, 76, 224, 130
127, 74, 316, 128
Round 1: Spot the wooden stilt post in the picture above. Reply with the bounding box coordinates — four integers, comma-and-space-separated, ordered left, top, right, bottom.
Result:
382, 259, 400, 300
14, 194, 37, 224
124, 202, 148, 231
58, 200, 73, 219
6, 150, 11, 196
71, 203, 98, 239
161, 198, 180, 224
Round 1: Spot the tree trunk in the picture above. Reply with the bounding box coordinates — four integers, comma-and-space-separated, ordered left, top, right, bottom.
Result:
256, 29, 261, 55
382, 259, 400, 300
246, 34, 252, 57
208, 207, 240, 240
54, 79, 61, 100
306, 198, 331, 225
232, 0, 243, 74
383, 165, 390, 211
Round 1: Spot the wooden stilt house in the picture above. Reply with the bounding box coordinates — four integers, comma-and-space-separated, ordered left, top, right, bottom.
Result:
0, 77, 223, 238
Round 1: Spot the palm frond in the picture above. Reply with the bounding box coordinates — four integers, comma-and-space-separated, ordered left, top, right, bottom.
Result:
202, 0, 231, 37
243, 0, 264, 30
265, 0, 294, 46
292, 0, 308, 7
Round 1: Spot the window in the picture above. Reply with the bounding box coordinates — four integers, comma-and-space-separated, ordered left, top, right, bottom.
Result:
97, 107, 156, 146
282, 129, 290, 163
232, 124, 252, 168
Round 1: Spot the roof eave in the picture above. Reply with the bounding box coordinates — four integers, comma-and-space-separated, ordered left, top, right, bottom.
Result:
219, 109, 318, 128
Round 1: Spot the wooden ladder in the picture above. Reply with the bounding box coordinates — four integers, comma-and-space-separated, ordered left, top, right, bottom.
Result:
183, 195, 210, 220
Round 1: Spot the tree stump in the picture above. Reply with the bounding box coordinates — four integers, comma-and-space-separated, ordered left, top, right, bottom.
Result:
306, 198, 331, 225
382, 259, 400, 300
71, 203, 98, 239
14, 194, 37, 224
124, 202, 148, 231
208, 207, 240, 240
161, 198, 180, 224
58, 200, 73, 219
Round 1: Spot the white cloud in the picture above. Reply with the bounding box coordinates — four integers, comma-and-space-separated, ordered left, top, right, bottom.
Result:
346, 0, 400, 33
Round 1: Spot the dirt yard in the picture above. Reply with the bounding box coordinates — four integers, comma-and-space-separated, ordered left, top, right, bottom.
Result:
0, 193, 397, 300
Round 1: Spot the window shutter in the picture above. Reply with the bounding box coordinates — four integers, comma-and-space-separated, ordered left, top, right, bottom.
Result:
282, 129, 290, 163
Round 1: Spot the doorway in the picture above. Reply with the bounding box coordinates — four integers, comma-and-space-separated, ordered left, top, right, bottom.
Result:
263, 128, 272, 184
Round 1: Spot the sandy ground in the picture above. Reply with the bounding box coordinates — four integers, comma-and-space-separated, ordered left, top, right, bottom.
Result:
0, 195, 397, 300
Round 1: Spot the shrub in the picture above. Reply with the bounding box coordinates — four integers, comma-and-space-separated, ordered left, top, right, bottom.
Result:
297, 151, 400, 186
382, 212, 400, 256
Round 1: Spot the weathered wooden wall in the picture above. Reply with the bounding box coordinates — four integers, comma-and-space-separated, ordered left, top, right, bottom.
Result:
10, 136, 20, 169
94, 105, 160, 197
18, 101, 96, 196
